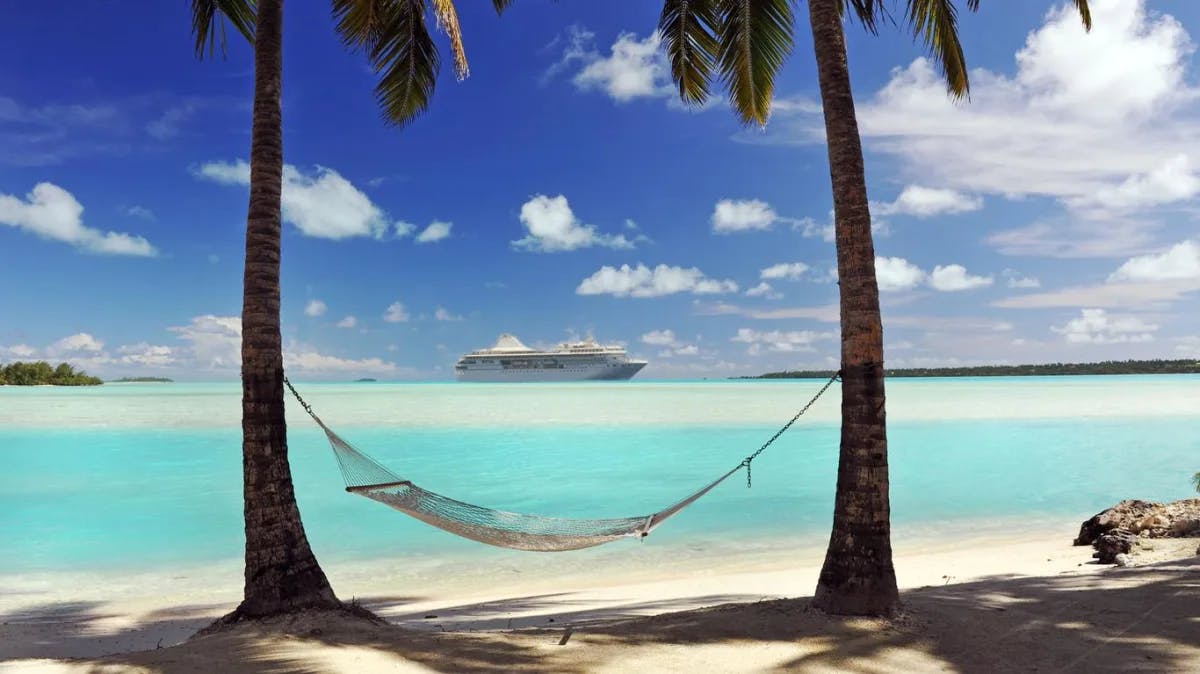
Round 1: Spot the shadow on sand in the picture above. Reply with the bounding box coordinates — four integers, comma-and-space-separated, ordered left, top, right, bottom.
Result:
1, 558, 1196, 673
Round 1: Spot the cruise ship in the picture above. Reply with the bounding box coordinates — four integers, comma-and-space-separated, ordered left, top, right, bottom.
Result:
455, 334, 648, 382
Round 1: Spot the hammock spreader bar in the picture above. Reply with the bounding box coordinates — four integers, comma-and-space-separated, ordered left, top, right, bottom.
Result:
284, 373, 838, 552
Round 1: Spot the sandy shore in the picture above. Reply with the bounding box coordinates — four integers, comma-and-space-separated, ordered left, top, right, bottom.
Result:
2, 527, 1197, 672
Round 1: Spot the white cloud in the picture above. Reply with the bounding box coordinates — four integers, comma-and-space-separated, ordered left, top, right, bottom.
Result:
168, 315, 241, 369
116, 343, 175, 367
875, 256, 926, 292
712, 199, 778, 233
0, 183, 157, 256
195, 160, 405, 240
731, 328, 835, 354
744, 282, 782, 299
641, 329, 678, 346
928, 264, 994, 292
764, 0, 1200, 256
1051, 308, 1158, 343
383, 302, 410, 323
1108, 240, 1200, 281
577, 263, 738, 298
434, 307, 462, 322
394, 221, 416, 238
874, 185, 983, 217
570, 31, 671, 102
304, 299, 327, 317
994, 278, 1200, 309
284, 347, 398, 374
512, 194, 633, 252
415, 221, 452, 244
1003, 269, 1042, 288
0, 344, 36, 359
125, 205, 155, 221
760, 262, 810, 280
336, 315, 358, 329
1071, 154, 1200, 211
47, 333, 104, 356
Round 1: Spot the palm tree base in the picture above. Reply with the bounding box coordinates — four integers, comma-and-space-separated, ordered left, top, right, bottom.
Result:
197, 598, 384, 636
811, 579, 900, 617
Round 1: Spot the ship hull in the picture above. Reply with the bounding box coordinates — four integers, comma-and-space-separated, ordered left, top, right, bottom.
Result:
455, 361, 646, 383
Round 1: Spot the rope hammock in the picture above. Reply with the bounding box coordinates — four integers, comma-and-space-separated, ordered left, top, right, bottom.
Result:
284, 373, 839, 552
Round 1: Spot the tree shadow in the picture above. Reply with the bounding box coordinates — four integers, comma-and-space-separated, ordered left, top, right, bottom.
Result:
3, 559, 1196, 673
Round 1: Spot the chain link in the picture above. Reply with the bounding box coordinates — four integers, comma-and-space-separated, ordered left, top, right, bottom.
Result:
740, 370, 841, 487
283, 375, 316, 417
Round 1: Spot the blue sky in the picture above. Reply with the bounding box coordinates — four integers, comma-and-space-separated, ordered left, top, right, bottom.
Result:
2, 0, 1199, 380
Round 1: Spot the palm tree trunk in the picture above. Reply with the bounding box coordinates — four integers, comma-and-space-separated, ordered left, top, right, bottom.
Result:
806, 0, 900, 617
235, 0, 339, 618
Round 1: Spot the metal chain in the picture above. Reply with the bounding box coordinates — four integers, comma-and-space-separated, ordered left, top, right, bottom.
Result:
740, 370, 841, 488
283, 375, 317, 419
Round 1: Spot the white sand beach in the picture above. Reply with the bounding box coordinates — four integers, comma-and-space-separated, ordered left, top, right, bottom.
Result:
2, 526, 1197, 673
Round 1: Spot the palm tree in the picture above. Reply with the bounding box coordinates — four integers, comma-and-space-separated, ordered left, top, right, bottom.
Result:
190, 0, 488, 620
654, 0, 1092, 616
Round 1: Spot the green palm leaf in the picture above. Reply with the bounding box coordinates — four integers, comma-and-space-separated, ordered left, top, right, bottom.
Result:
659, 0, 720, 106
716, 0, 794, 126
906, 0, 970, 96
492, 0, 515, 14
332, 0, 387, 49
191, 0, 256, 59
840, 0, 889, 34
369, 0, 440, 127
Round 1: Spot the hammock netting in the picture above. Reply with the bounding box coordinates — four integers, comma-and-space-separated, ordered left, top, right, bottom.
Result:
319, 419, 741, 551
286, 372, 838, 553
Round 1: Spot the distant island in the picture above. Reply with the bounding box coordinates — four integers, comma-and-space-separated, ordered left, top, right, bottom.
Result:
355, 378, 378, 382
0, 361, 103, 386
109, 377, 173, 383
750, 359, 1200, 379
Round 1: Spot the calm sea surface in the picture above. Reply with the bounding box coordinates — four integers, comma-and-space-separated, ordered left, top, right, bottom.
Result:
2, 376, 1197, 576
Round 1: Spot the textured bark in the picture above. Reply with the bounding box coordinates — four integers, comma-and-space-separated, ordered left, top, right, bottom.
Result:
807, 0, 900, 617
235, 0, 339, 618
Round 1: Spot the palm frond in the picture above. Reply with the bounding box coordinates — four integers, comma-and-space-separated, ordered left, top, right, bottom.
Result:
1073, 0, 1093, 31
191, 0, 256, 59
431, 0, 469, 79
332, 0, 387, 50
659, 0, 720, 106
716, 0, 794, 127
492, 0, 515, 14
905, 0, 970, 97
840, 0, 890, 34
369, 0, 439, 127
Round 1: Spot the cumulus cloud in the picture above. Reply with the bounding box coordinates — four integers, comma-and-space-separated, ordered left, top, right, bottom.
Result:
434, 307, 463, 322
640, 329, 678, 346
168, 315, 241, 369
640, 328, 700, 357
760, 262, 810, 280
928, 264, 994, 291
1108, 240, 1200, 281
550, 28, 671, 102
1051, 308, 1158, 343
415, 221, 452, 243
336, 316, 357, 329
0, 183, 157, 256
763, 0, 1200, 256
304, 300, 327, 317
47, 333, 105, 356
284, 347, 398, 374
195, 160, 409, 240
512, 194, 633, 252
711, 199, 778, 233
731, 328, 835, 355
873, 185, 983, 217
874, 256, 926, 292
577, 263, 738, 298
744, 282, 782, 299
1003, 269, 1042, 288
383, 302, 410, 323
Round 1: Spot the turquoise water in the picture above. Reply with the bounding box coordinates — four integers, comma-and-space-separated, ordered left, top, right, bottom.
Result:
2, 377, 1198, 575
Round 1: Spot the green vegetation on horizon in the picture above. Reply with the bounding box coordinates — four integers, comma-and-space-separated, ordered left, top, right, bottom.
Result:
0, 361, 103, 386
109, 377, 174, 383
751, 359, 1200, 379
